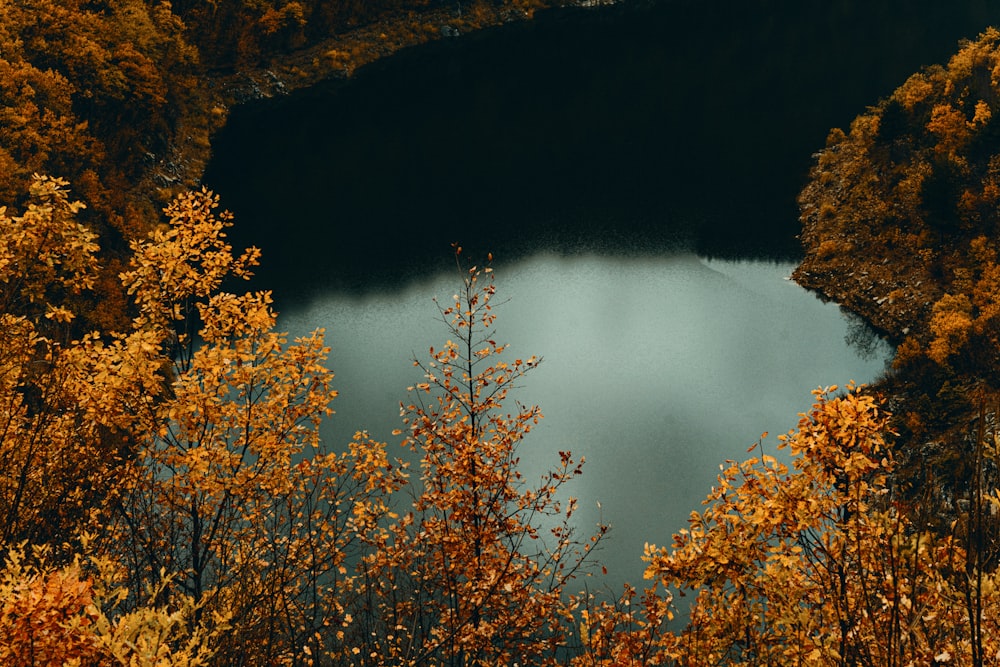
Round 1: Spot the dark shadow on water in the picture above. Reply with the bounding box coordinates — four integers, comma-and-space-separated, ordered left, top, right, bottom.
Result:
204, 0, 1000, 308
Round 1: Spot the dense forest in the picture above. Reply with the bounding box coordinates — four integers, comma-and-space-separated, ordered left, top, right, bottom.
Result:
6, 0, 1000, 665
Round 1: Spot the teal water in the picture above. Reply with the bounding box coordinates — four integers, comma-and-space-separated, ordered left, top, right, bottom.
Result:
276, 252, 891, 590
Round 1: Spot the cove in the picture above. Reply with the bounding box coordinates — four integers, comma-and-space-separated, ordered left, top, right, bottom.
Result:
202, 0, 1000, 591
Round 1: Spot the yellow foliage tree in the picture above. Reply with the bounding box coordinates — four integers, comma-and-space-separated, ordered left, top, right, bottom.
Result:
924, 236, 1000, 373
928, 293, 974, 366
109, 189, 407, 665
575, 385, 1000, 666
795, 26, 1000, 397
0, 0, 202, 248
348, 249, 608, 667
0, 176, 163, 550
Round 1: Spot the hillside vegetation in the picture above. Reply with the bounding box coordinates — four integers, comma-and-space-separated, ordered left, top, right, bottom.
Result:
795, 28, 1000, 496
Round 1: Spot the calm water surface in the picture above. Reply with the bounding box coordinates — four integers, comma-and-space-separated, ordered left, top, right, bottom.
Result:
276, 252, 891, 589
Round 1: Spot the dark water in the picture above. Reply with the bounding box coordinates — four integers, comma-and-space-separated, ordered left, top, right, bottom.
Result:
207, 0, 1000, 299
203, 0, 999, 591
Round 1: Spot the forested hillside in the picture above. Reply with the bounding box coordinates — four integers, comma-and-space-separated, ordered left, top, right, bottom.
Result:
795, 27, 1000, 505
6, 1, 1000, 664
0, 0, 568, 332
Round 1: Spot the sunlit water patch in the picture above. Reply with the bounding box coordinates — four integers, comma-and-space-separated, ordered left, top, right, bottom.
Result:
276, 252, 893, 591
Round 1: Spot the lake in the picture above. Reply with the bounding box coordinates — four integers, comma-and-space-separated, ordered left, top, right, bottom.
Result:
203, 0, 1000, 592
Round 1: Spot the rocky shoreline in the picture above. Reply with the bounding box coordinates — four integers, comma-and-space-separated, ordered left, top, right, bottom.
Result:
790, 138, 941, 352
792, 203, 935, 349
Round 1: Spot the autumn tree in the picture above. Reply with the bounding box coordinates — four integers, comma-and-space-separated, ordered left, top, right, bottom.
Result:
347, 248, 607, 667
107, 189, 407, 666
570, 581, 676, 666
0, 176, 230, 663
0, 0, 214, 351
572, 385, 1000, 666
0, 175, 164, 551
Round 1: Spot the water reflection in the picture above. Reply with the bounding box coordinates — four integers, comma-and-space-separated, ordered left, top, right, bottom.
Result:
277, 252, 892, 591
